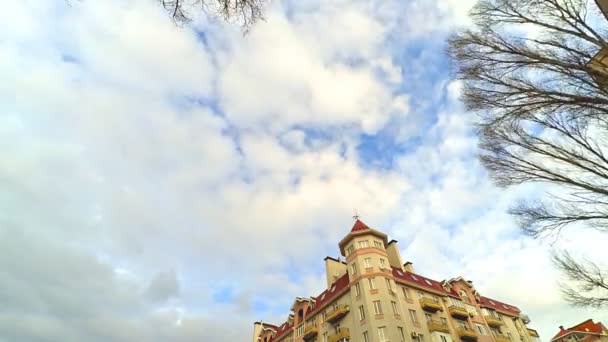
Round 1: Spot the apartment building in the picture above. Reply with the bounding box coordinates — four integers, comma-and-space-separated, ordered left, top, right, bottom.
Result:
551, 320, 608, 342
253, 220, 540, 342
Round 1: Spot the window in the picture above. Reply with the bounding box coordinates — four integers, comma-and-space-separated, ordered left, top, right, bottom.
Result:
378, 327, 387, 342
460, 290, 469, 303
449, 297, 464, 308
363, 331, 369, 342
440, 336, 448, 342
507, 333, 513, 340
369, 277, 376, 290
441, 317, 447, 325
425, 313, 432, 323
433, 296, 439, 303
398, 327, 406, 341
391, 301, 399, 314
359, 240, 369, 248
379, 258, 386, 268
323, 332, 328, 342
359, 305, 366, 320
321, 312, 326, 323
402, 287, 410, 299
374, 241, 383, 248
411, 274, 419, 281
409, 309, 418, 323
419, 334, 425, 342
386, 278, 393, 291
364, 258, 372, 268
346, 245, 354, 255
424, 279, 433, 286
296, 324, 304, 336
354, 282, 361, 297
351, 263, 358, 275
418, 291, 425, 299
373, 300, 383, 314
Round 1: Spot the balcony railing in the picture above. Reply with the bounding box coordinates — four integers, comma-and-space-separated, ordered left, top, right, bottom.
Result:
328, 328, 350, 342
303, 325, 318, 340
485, 315, 504, 327
427, 319, 450, 333
527, 329, 540, 337
494, 333, 511, 342
419, 297, 442, 312
448, 305, 469, 319
326, 305, 350, 324
457, 326, 478, 341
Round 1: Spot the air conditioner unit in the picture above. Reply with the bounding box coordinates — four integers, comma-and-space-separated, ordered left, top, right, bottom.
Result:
411, 332, 419, 338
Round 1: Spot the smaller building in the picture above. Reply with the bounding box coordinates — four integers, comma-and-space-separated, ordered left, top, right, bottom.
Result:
551, 319, 608, 342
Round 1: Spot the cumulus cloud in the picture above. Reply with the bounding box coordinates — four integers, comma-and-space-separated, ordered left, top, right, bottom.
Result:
2, 0, 607, 341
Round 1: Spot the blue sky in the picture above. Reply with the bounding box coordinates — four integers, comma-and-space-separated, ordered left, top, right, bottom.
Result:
1, 0, 608, 341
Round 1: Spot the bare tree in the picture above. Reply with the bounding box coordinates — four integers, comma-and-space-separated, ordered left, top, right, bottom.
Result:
159, 0, 264, 28
449, 0, 608, 307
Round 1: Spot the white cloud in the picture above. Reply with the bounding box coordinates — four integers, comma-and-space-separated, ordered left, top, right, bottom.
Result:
2, 0, 607, 341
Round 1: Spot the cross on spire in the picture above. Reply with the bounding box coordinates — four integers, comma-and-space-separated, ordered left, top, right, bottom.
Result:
352, 209, 360, 220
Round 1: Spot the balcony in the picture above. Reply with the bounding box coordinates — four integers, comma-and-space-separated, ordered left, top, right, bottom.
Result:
427, 320, 450, 333
485, 315, 504, 327
457, 327, 478, 341
303, 325, 318, 340
449, 305, 469, 320
326, 305, 350, 324
527, 329, 539, 337
328, 328, 350, 342
494, 333, 511, 342
419, 297, 442, 312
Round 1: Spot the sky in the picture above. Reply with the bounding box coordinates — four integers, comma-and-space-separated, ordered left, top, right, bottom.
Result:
1, 0, 608, 341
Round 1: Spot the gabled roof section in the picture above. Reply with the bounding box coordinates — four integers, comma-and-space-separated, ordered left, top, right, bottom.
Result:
310, 272, 350, 315
351, 219, 370, 232
551, 319, 608, 341
479, 296, 521, 316
392, 267, 459, 297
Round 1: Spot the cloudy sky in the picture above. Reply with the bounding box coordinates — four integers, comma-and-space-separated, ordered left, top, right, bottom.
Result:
2, 0, 608, 341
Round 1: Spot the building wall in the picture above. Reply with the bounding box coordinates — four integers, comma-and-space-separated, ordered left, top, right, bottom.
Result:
257, 226, 539, 342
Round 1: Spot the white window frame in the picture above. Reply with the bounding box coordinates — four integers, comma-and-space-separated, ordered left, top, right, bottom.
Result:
373, 300, 383, 315
378, 326, 387, 342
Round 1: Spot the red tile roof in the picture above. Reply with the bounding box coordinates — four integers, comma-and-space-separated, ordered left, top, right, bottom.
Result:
392, 267, 459, 297
310, 272, 350, 314
271, 321, 293, 341
552, 319, 607, 341
268, 273, 350, 341
351, 219, 370, 232
479, 296, 521, 316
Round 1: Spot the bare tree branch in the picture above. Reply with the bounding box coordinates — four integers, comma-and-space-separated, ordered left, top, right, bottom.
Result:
449, 0, 608, 307
159, 0, 265, 29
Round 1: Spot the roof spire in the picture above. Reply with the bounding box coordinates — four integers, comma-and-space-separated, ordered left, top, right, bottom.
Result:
352, 209, 360, 220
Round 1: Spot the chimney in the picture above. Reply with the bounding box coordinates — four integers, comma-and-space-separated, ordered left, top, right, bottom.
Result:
386, 240, 404, 270
324, 256, 347, 287
404, 261, 414, 273
559, 326, 565, 331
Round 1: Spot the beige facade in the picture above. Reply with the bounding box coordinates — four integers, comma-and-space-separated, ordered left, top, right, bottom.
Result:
253, 220, 540, 342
